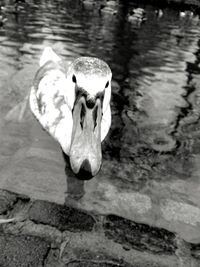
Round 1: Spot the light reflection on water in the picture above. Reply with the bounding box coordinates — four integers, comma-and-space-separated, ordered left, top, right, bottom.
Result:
0, 0, 200, 187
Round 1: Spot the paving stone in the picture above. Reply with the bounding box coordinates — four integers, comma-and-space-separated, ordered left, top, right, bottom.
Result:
45, 248, 133, 267
0, 234, 50, 267
29, 200, 95, 232
61, 246, 135, 267
103, 215, 176, 254
60, 232, 178, 267
45, 248, 62, 267
0, 190, 17, 214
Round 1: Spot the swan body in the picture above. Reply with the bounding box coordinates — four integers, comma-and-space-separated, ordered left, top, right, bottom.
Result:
99, 0, 119, 15
29, 47, 112, 179
128, 8, 146, 24
100, 6, 117, 15
132, 7, 146, 18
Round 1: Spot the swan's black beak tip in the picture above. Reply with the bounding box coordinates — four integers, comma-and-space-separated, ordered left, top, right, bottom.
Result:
75, 159, 94, 180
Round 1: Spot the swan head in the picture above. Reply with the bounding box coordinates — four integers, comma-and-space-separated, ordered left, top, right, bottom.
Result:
67, 57, 112, 179
30, 48, 112, 180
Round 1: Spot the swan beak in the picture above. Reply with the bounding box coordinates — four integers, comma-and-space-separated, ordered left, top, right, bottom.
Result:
69, 96, 102, 179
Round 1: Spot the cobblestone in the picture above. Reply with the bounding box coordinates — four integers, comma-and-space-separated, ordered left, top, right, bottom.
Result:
0, 190, 199, 267
103, 214, 177, 254
0, 233, 50, 267
0, 190, 18, 214
28, 200, 95, 232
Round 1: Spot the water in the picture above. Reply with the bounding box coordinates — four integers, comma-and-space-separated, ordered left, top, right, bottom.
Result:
0, 0, 199, 183
1, 0, 200, 242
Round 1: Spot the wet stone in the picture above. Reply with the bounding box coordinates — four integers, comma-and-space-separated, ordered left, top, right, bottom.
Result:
45, 248, 61, 267
103, 215, 177, 254
29, 200, 95, 232
191, 243, 200, 260
0, 190, 17, 214
0, 234, 50, 267
61, 247, 134, 267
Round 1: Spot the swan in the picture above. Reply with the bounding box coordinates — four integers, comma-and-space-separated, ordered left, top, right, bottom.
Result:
99, 0, 119, 16
127, 8, 146, 24
29, 47, 112, 180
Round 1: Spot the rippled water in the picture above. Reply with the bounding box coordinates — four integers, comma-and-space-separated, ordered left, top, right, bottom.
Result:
1, 0, 200, 190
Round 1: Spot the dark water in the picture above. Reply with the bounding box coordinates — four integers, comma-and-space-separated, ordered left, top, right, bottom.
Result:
1, 0, 200, 190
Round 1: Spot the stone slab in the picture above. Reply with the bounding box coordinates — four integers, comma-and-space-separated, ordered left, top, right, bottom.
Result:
60, 232, 178, 267
0, 234, 50, 267
0, 190, 17, 214
28, 200, 95, 232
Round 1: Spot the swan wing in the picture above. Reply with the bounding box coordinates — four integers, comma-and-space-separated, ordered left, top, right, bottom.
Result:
29, 48, 73, 154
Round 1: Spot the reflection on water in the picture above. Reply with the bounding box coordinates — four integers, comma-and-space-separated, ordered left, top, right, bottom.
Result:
0, 0, 200, 189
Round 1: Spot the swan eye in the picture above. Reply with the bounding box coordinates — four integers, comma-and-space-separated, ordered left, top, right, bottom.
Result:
105, 81, 109, 88
72, 74, 77, 83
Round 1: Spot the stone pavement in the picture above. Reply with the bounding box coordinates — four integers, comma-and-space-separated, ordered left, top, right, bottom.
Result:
0, 189, 200, 267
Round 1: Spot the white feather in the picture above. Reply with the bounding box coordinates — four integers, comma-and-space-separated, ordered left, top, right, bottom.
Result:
30, 47, 112, 155
39, 47, 61, 67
